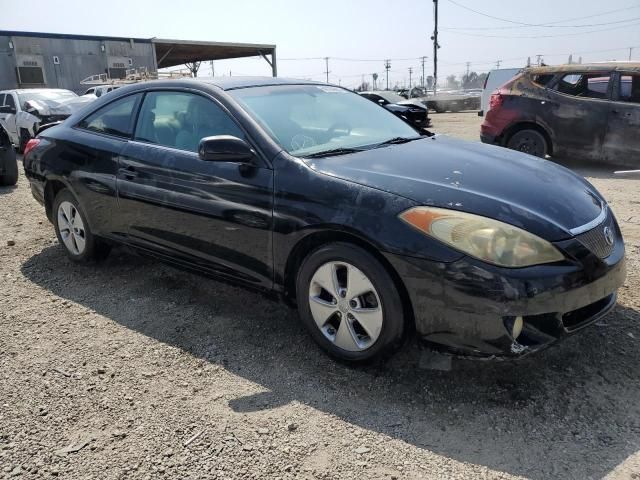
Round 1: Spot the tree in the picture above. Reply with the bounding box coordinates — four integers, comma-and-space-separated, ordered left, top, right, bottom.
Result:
461, 71, 488, 89
446, 74, 459, 89
461, 71, 478, 89
354, 81, 370, 92
426, 76, 434, 89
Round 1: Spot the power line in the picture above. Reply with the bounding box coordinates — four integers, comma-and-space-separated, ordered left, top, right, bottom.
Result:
443, 21, 640, 39
447, 1, 640, 28
443, 16, 640, 30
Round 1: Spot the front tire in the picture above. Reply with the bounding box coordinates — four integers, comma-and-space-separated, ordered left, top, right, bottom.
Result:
52, 189, 111, 262
506, 129, 548, 158
0, 147, 18, 186
295, 242, 405, 362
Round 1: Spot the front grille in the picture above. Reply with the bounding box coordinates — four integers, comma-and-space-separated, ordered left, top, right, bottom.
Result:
562, 294, 615, 331
575, 211, 615, 259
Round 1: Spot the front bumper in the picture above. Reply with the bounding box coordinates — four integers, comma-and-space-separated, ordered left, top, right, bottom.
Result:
385, 221, 626, 359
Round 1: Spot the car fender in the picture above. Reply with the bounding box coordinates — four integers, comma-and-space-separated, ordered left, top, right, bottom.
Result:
16, 111, 39, 136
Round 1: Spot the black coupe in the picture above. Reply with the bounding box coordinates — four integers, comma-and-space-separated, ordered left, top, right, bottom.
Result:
23, 77, 625, 362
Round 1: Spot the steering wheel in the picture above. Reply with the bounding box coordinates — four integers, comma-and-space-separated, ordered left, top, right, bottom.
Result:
327, 122, 352, 138
291, 134, 316, 151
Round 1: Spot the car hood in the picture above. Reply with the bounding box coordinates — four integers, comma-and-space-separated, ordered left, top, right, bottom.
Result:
304, 135, 604, 241
25, 96, 93, 117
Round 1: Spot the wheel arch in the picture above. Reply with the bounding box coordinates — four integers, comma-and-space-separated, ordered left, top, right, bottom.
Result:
501, 121, 554, 156
43, 178, 71, 222
283, 229, 415, 332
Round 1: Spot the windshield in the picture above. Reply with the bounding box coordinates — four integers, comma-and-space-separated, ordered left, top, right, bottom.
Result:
18, 90, 77, 107
229, 84, 420, 156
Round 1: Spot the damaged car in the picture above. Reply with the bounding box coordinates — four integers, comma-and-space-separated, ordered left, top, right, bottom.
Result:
359, 91, 431, 128
0, 122, 17, 186
0, 89, 96, 152
481, 63, 640, 166
23, 78, 626, 362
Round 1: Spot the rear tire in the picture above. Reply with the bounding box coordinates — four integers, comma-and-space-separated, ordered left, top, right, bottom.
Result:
295, 242, 405, 363
506, 129, 548, 158
0, 146, 18, 186
52, 189, 111, 262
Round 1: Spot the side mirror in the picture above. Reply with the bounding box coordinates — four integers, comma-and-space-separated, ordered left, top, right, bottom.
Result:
0, 105, 16, 114
198, 135, 255, 163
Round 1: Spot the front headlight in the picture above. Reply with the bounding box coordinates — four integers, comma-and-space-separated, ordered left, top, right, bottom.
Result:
399, 206, 564, 268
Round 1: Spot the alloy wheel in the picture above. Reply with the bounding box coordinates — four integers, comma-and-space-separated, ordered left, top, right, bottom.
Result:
57, 201, 86, 255
308, 261, 383, 352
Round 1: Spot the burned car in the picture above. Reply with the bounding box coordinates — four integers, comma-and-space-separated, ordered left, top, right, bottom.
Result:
23, 77, 625, 362
359, 91, 431, 128
0, 89, 96, 152
481, 63, 640, 166
0, 122, 17, 186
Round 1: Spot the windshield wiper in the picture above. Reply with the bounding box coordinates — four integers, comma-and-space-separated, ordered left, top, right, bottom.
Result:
373, 136, 422, 148
302, 147, 365, 159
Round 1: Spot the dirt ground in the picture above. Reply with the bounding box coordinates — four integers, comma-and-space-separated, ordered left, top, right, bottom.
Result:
1, 113, 639, 480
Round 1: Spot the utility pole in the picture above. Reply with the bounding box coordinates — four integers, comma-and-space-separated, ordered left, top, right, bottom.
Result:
431, 0, 439, 95
420, 56, 427, 88
630, 47, 634, 61
495, 60, 501, 69
465, 61, 470, 84
384, 60, 391, 90
324, 57, 330, 83
408, 67, 413, 89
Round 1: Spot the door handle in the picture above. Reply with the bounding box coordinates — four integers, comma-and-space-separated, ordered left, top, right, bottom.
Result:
119, 165, 138, 179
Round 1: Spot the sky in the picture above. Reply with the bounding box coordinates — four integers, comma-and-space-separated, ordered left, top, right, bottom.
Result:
1, 0, 640, 89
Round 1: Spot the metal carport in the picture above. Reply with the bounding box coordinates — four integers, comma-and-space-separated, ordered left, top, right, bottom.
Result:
152, 38, 277, 76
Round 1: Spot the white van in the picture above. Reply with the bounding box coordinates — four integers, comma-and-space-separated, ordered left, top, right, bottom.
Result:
479, 68, 521, 116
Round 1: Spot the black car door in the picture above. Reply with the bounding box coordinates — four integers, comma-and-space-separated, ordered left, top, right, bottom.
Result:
602, 71, 640, 166
62, 93, 143, 239
116, 89, 274, 288
545, 72, 612, 160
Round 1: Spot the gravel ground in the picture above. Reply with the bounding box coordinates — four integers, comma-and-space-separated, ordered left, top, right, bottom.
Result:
1, 113, 639, 480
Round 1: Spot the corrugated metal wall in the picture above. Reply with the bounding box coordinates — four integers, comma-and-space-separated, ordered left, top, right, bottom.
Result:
0, 34, 156, 93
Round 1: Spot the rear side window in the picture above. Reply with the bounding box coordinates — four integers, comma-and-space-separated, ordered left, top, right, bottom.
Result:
618, 74, 640, 104
78, 94, 141, 138
531, 74, 554, 87
554, 73, 610, 99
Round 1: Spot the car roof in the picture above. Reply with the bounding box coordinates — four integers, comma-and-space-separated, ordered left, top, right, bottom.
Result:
192, 76, 323, 90
526, 62, 640, 74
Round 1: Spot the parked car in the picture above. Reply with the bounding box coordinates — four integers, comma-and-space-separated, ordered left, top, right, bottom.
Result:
359, 91, 431, 128
424, 91, 468, 113
0, 89, 96, 152
23, 77, 625, 362
83, 85, 121, 98
0, 122, 18, 186
479, 68, 521, 116
481, 63, 640, 166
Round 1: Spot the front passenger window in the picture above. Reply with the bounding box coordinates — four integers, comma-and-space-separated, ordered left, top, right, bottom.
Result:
619, 74, 640, 104
134, 91, 245, 153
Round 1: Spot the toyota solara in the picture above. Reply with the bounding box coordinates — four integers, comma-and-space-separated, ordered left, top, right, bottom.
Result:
22, 77, 626, 362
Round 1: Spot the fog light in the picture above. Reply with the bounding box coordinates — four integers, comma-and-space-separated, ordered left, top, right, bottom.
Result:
512, 316, 523, 339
